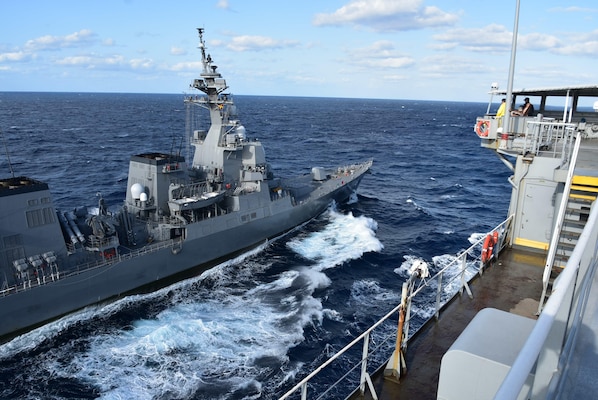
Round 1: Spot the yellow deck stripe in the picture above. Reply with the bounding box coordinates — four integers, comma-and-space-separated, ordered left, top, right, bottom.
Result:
569, 193, 597, 201
572, 175, 598, 187
570, 184, 598, 193
514, 237, 549, 251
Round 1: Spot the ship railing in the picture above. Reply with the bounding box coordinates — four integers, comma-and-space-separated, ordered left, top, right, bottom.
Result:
278, 216, 514, 400
518, 119, 577, 161
0, 238, 181, 297
86, 235, 119, 250
495, 199, 598, 399
504, 117, 577, 162
141, 216, 184, 228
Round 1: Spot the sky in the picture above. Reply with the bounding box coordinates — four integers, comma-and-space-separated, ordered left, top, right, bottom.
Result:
1, 0, 597, 102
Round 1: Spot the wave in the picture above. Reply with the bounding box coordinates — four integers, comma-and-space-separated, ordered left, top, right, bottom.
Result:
0, 209, 383, 400
0, 93, 512, 399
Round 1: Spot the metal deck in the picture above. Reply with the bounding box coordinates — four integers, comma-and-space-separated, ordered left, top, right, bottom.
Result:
353, 247, 545, 400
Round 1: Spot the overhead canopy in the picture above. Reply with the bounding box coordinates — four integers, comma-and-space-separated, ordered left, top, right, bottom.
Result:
491, 84, 598, 98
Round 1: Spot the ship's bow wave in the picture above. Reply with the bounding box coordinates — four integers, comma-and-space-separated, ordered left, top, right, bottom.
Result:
0, 208, 382, 399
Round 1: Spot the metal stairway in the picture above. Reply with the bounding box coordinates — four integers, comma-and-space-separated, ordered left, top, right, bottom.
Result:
539, 174, 598, 313
553, 175, 598, 269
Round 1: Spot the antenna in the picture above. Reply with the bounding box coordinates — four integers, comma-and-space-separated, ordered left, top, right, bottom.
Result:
197, 27, 209, 73
1, 129, 15, 178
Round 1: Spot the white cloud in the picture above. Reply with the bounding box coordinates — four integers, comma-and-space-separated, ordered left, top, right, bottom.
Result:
433, 24, 512, 52
548, 6, 598, 13
550, 30, 598, 57
420, 54, 489, 77
314, 0, 419, 24
216, 0, 229, 9
54, 53, 156, 72
0, 51, 31, 62
313, 0, 459, 31
224, 35, 299, 52
518, 33, 561, 51
170, 46, 187, 56
553, 40, 598, 56
170, 61, 203, 72
129, 58, 154, 69
429, 42, 458, 50
346, 40, 415, 70
382, 73, 409, 81
24, 29, 97, 51
358, 56, 415, 69
434, 24, 598, 58
55, 54, 127, 69
55, 55, 95, 66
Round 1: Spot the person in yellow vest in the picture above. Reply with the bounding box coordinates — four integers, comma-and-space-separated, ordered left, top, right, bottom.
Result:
496, 98, 506, 127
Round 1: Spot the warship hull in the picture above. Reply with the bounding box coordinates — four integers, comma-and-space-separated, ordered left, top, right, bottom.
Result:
0, 172, 366, 340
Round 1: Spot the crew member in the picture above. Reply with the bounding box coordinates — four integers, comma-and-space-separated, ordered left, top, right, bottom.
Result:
511, 97, 534, 116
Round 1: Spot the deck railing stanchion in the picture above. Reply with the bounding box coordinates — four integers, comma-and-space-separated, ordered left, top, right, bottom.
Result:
359, 332, 378, 399
435, 271, 443, 320
460, 254, 473, 299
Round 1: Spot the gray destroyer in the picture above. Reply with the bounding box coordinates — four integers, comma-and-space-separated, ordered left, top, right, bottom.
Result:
0, 29, 372, 341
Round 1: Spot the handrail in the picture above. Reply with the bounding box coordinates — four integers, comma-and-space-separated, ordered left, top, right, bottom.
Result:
495, 194, 598, 399
410, 215, 513, 309
278, 216, 514, 400
537, 132, 582, 314
278, 303, 401, 400
519, 120, 577, 159
0, 238, 180, 297
489, 117, 577, 162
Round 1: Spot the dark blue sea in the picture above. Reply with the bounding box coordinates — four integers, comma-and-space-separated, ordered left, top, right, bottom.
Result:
0, 92, 510, 399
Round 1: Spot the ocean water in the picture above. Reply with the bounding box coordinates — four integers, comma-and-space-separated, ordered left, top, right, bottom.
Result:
0, 92, 510, 399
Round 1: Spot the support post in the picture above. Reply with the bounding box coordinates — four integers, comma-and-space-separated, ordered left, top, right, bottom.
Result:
384, 281, 408, 382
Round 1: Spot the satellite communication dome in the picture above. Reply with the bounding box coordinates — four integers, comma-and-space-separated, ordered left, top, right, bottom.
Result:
131, 183, 144, 199
235, 125, 246, 140
139, 192, 148, 202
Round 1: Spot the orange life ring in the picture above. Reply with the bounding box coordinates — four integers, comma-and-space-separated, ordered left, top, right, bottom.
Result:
475, 120, 491, 137
103, 248, 116, 259
481, 233, 495, 264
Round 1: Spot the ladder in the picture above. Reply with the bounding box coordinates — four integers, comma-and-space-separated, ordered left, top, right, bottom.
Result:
538, 172, 598, 313
553, 176, 598, 269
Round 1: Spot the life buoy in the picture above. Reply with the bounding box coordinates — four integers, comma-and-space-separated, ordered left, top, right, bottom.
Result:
103, 248, 116, 259
475, 120, 491, 137
481, 233, 495, 264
